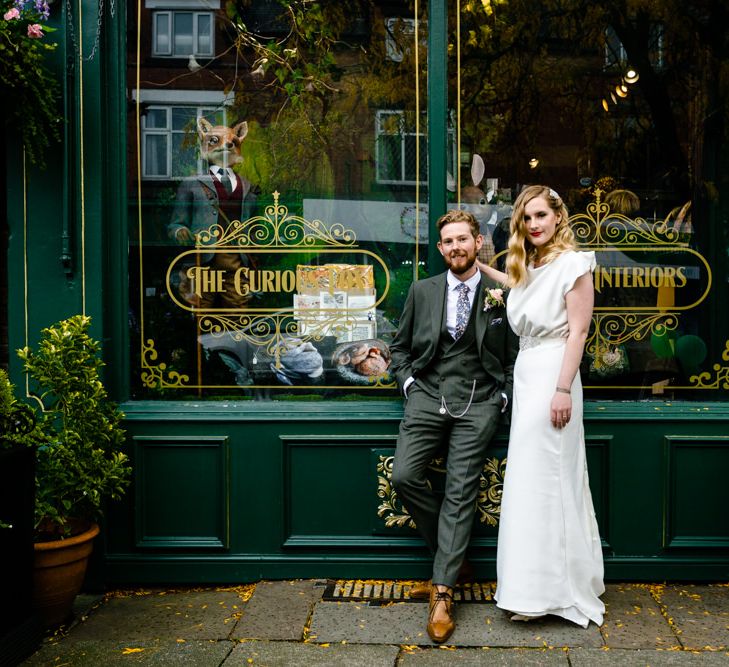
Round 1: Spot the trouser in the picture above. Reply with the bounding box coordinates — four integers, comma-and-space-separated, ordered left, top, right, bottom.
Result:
392, 384, 501, 588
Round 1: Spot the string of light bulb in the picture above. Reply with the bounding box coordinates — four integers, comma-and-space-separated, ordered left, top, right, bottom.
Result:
602, 68, 639, 111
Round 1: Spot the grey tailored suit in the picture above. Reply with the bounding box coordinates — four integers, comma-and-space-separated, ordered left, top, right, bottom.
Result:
167, 172, 257, 263
390, 271, 519, 588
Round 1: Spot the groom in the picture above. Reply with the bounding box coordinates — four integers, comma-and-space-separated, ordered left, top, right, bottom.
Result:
390, 209, 518, 643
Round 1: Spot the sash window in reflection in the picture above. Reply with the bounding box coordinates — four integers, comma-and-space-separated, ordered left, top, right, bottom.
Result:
142, 106, 226, 179
151, 9, 214, 58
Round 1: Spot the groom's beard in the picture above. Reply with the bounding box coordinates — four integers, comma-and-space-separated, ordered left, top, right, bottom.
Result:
444, 249, 477, 275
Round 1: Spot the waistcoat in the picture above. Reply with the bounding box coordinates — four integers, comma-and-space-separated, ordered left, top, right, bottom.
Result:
417, 283, 497, 404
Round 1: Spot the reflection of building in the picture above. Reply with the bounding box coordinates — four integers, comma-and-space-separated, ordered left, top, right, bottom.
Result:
3, 0, 729, 598
131, 0, 238, 188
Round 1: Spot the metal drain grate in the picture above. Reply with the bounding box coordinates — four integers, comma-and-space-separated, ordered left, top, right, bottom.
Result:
321, 580, 495, 604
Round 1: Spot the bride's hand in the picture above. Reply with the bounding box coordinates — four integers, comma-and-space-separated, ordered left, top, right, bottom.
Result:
550, 391, 572, 429
476, 259, 508, 285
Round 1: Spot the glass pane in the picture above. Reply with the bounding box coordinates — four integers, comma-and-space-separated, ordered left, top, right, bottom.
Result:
201, 107, 226, 125
171, 107, 197, 131
154, 13, 170, 55
144, 108, 167, 129
128, 1, 429, 400
197, 14, 212, 56
171, 133, 199, 178
451, 0, 727, 401
376, 135, 401, 182
403, 135, 418, 182
173, 13, 193, 56
144, 134, 168, 177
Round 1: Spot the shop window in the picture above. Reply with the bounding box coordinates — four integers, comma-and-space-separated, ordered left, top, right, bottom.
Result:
141, 105, 226, 179
128, 2, 430, 400
152, 10, 214, 58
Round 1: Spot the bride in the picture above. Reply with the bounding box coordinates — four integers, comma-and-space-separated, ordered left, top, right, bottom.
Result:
477, 185, 605, 627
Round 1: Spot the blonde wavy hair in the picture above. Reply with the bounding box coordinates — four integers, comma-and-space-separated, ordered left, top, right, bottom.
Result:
505, 185, 575, 287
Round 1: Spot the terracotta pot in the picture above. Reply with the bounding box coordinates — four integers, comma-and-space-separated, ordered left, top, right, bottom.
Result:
33, 522, 100, 627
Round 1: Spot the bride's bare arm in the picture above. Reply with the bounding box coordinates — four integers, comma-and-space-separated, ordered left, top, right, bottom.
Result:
551, 272, 593, 428
475, 259, 508, 285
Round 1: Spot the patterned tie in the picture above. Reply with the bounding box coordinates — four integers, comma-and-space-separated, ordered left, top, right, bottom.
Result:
453, 283, 470, 340
221, 169, 234, 193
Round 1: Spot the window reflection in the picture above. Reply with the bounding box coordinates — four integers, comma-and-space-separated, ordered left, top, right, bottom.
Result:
450, 0, 726, 399
129, 1, 428, 399
127, 0, 727, 401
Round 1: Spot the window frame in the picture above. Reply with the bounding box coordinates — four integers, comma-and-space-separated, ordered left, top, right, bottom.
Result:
151, 9, 215, 58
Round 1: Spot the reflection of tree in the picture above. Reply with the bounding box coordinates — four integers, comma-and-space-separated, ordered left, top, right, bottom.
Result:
454, 0, 728, 200
224, 1, 426, 196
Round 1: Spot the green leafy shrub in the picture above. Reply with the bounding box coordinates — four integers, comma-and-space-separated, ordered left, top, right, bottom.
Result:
0, 368, 43, 451
17, 315, 131, 540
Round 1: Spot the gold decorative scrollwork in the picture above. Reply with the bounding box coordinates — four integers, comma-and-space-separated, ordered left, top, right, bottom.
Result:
376, 455, 507, 529
477, 457, 507, 527
141, 339, 190, 388
195, 191, 356, 249
376, 455, 416, 529
571, 189, 681, 247
689, 340, 729, 390
586, 313, 680, 361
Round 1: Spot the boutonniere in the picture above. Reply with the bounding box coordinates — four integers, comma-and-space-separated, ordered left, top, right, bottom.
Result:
484, 288, 505, 311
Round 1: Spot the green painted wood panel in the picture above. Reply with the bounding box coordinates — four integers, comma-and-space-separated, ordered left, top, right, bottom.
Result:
664, 436, 729, 548
133, 436, 230, 549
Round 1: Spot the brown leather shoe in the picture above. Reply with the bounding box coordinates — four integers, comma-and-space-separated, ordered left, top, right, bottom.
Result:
427, 586, 455, 643
409, 560, 475, 600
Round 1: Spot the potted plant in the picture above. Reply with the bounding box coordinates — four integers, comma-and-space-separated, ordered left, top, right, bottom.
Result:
17, 315, 132, 627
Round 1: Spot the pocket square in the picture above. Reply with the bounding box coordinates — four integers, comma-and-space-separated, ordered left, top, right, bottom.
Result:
491, 318, 503, 326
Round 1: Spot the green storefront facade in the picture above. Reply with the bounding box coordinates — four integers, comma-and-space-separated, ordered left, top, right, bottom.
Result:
4, 0, 729, 585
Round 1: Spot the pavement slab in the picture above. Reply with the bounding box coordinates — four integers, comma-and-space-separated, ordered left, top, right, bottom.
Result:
398, 646, 569, 665
18, 581, 729, 666
568, 647, 729, 666
226, 640, 399, 666
23, 639, 236, 665
57, 590, 245, 643
657, 585, 729, 650
600, 584, 679, 649
232, 580, 324, 641
308, 601, 603, 648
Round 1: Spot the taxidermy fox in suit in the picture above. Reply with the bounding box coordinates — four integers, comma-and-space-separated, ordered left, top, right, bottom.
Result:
168, 118, 258, 309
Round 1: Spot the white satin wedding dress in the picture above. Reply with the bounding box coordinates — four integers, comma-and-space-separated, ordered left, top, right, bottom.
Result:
494, 250, 605, 628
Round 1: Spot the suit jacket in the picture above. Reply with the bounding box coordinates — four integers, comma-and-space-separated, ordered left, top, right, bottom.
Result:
167, 173, 257, 263
390, 271, 519, 407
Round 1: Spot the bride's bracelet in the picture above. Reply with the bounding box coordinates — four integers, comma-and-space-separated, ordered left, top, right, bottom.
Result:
555, 386, 571, 394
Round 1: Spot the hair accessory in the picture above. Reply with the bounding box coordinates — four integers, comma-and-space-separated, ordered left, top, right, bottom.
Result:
548, 188, 560, 200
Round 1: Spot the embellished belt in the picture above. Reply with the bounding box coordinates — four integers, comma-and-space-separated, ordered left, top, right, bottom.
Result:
519, 335, 566, 351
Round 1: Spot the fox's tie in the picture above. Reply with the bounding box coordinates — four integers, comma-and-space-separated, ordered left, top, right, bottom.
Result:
221, 170, 234, 193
